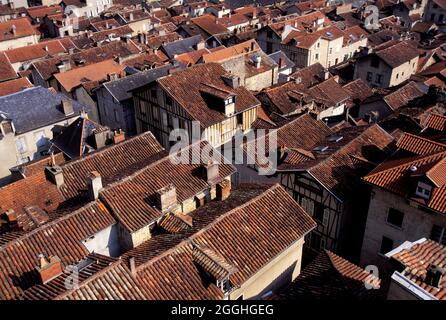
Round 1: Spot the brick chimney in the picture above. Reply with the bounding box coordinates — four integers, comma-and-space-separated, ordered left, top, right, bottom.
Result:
113, 129, 125, 144
36, 254, 63, 284
155, 184, 177, 213
87, 171, 102, 201
11, 24, 16, 36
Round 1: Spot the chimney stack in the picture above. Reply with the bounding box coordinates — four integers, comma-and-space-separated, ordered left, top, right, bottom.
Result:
203, 160, 219, 184
45, 165, 64, 187
62, 99, 74, 116
216, 179, 231, 201
87, 171, 102, 201
129, 13, 134, 21
11, 24, 16, 36
94, 130, 108, 149
113, 129, 125, 144
155, 184, 178, 213
250, 40, 256, 51
36, 254, 63, 284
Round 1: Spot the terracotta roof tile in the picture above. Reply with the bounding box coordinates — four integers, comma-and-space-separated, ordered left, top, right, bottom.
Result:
389, 239, 446, 300
383, 82, 424, 111
0, 77, 32, 97
0, 18, 38, 42
0, 52, 17, 81
422, 113, 446, 132
396, 132, 446, 155
191, 14, 229, 36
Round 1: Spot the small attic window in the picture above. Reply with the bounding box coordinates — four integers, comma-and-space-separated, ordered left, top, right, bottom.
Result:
415, 181, 432, 199
313, 145, 329, 152
328, 135, 343, 143
224, 97, 234, 105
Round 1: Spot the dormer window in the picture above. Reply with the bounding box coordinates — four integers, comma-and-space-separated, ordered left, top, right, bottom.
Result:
225, 97, 234, 105
415, 182, 432, 199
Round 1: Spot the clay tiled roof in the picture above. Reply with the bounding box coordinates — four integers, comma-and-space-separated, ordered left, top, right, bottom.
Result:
0, 201, 116, 300
26, 5, 63, 20
0, 18, 38, 42
3, 40, 67, 64
191, 14, 229, 36
11, 153, 65, 178
422, 113, 446, 132
100, 141, 236, 232
389, 239, 446, 300
0, 52, 17, 82
308, 78, 350, 106
396, 132, 446, 155
365, 150, 446, 213
146, 32, 181, 49
383, 82, 424, 111
289, 62, 325, 87
202, 39, 258, 63
342, 79, 373, 102
21, 253, 147, 300
32, 41, 139, 81
59, 131, 165, 201
374, 40, 420, 68
156, 63, 259, 128
54, 59, 125, 92
135, 184, 316, 299
88, 25, 133, 42
279, 250, 381, 300
0, 77, 32, 97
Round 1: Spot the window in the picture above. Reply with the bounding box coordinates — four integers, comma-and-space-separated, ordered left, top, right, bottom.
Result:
315, 53, 319, 60
387, 208, 404, 228
396, 73, 399, 79
370, 55, 380, 68
1, 121, 13, 134
310, 232, 322, 250
317, 42, 320, 48
379, 236, 393, 255
402, 71, 404, 76
366, 72, 372, 82
375, 74, 382, 84
15, 137, 27, 153
329, 47, 332, 54
335, 58, 338, 65
152, 106, 160, 122
225, 97, 234, 105
415, 182, 432, 199
266, 41, 272, 53
431, 225, 446, 245
439, 14, 444, 22
430, 13, 436, 21
34, 130, 47, 148
313, 202, 324, 222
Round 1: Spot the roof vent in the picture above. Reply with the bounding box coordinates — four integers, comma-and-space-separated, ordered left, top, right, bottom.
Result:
410, 165, 418, 173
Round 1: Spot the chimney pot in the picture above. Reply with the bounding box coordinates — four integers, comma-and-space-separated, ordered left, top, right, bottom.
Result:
129, 257, 136, 276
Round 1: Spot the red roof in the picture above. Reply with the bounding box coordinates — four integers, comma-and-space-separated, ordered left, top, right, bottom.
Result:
3, 39, 67, 64
0, 18, 38, 42
422, 113, 446, 132
0, 77, 32, 97
396, 132, 446, 155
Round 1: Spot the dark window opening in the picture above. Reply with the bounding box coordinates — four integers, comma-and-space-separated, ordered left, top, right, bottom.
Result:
379, 236, 393, 255
387, 208, 404, 228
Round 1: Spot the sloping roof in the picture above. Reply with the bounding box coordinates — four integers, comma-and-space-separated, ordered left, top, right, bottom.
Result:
396, 132, 446, 155
0, 87, 86, 134
3, 40, 67, 64
156, 63, 259, 128
0, 77, 32, 97
279, 250, 381, 300
289, 62, 325, 87
308, 78, 350, 106
51, 116, 109, 159
21, 253, 147, 300
268, 50, 295, 70
59, 131, 165, 201
291, 125, 395, 200
191, 14, 229, 36
202, 39, 259, 63
364, 150, 446, 214
135, 184, 316, 299
388, 239, 446, 300
374, 40, 420, 68
342, 79, 373, 102
100, 140, 236, 232
103, 64, 172, 102
0, 18, 38, 42
0, 201, 116, 300
0, 52, 17, 82
54, 59, 125, 92
161, 34, 203, 59
383, 82, 424, 111
422, 113, 446, 132
26, 5, 63, 19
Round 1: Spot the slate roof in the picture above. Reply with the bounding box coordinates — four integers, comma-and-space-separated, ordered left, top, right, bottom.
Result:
161, 34, 203, 59
104, 64, 172, 102
268, 50, 295, 70
0, 87, 87, 134
51, 116, 109, 159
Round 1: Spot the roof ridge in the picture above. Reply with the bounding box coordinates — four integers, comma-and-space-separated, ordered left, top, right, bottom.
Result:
365, 149, 446, 181
398, 132, 446, 149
